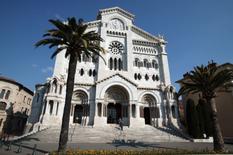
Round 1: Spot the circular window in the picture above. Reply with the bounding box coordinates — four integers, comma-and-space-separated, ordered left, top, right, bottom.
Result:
108, 41, 124, 54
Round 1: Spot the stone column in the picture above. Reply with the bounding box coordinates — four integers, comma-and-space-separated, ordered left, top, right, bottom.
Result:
45, 100, 50, 115
128, 103, 131, 118
136, 104, 140, 118
101, 102, 103, 117
95, 102, 98, 117
53, 102, 57, 115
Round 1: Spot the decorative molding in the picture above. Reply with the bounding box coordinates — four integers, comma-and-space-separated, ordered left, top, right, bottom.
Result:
132, 40, 158, 47
137, 87, 161, 91
106, 30, 127, 37
86, 20, 101, 28
131, 26, 166, 43
74, 83, 95, 87
96, 73, 138, 87
98, 7, 135, 20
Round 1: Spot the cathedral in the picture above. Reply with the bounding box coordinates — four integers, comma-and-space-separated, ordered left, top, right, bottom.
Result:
29, 7, 179, 128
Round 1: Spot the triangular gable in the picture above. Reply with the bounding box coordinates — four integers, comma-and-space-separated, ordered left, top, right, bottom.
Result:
96, 73, 138, 87
98, 7, 135, 20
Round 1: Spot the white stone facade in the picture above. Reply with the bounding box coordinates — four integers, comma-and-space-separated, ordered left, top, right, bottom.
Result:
29, 7, 179, 128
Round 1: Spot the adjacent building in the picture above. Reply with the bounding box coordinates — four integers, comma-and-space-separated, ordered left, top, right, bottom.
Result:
0, 76, 33, 135
179, 63, 233, 141
29, 7, 179, 128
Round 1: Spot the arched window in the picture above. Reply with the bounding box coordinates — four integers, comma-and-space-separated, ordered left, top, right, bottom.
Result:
145, 74, 149, 81
152, 75, 156, 81
49, 100, 54, 115
147, 62, 151, 68
114, 58, 117, 70
134, 73, 138, 80
152, 60, 156, 68
143, 59, 148, 68
93, 70, 96, 76
118, 58, 122, 70
47, 84, 50, 93
59, 85, 62, 95
52, 80, 57, 93
0, 89, 6, 99
89, 69, 92, 76
155, 75, 159, 81
138, 74, 141, 80
5, 90, 10, 100
23, 96, 26, 103
134, 58, 139, 67
80, 68, 84, 76
109, 58, 113, 70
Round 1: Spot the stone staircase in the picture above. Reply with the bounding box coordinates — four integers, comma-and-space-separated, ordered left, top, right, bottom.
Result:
23, 124, 189, 144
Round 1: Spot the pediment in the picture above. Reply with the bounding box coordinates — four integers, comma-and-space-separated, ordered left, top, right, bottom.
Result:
95, 73, 138, 87
98, 7, 135, 21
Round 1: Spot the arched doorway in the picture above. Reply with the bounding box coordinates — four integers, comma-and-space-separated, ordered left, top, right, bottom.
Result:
104, 85, 129, 125
72, 90, 88, 124
141, 94, 159, 125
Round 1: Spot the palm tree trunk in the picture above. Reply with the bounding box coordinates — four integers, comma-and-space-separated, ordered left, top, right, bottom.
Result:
209, 98, 225, 152
58, 55, 78, 152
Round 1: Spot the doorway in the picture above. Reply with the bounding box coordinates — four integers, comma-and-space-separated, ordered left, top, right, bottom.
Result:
144, 107, 150, 124
107, 103, 122, 124
73, 105, 83, 124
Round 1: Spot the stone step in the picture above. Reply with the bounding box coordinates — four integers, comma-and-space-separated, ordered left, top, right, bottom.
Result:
24, 125, 189, 143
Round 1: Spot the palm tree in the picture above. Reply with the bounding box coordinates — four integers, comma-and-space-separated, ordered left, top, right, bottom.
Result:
176, 61, 233, 152
35, 17, 105, 152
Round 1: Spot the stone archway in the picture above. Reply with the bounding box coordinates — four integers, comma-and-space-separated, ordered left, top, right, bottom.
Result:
72, 90, 88, 125
104, 85, 129, 125
141, 94, 160, 126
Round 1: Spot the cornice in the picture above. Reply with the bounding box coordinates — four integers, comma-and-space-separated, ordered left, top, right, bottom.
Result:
132, 40, 158, 47
86, 20, 101, 28
131, 26, 167, 44
98, 7, 135, 20
95, 73, 138, 87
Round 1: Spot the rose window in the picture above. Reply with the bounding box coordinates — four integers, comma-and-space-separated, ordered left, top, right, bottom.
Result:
108, 41, 124, 54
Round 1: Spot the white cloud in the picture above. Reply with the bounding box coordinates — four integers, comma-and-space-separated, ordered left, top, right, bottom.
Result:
41, 66, 53, 73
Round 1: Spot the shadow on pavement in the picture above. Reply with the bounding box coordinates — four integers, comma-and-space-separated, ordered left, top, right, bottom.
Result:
110, 139, 175, 150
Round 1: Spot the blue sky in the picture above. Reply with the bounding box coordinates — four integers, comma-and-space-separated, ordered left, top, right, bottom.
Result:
0, 0, 233, 91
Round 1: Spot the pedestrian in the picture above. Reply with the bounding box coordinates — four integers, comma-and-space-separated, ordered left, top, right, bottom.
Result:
118, 118, 123, 131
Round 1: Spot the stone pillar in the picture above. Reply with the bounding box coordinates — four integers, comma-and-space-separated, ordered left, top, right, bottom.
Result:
129, 103, 132, 118
95, 102, 98, 117
53, 102, 57, 115
45, 100, 50, 115
136, 104, 140, 118
101, 102, 103, 117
